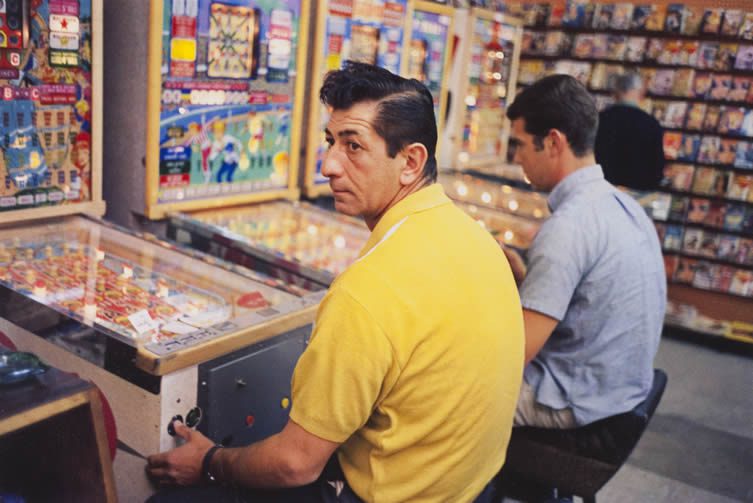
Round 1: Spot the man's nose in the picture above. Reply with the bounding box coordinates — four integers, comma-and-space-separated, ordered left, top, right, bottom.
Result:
321, 147, 344, 178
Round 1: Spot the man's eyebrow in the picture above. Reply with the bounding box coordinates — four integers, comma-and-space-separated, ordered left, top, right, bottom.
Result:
337, 129, 362, 138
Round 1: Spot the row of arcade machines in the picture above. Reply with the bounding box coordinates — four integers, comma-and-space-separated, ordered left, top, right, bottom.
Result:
0, 1, 546, 500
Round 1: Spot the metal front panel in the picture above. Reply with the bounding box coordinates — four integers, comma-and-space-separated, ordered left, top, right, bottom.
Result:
197, 324, 310, 446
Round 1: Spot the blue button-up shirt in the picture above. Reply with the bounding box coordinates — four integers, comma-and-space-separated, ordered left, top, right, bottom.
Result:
520, 165, 666, 425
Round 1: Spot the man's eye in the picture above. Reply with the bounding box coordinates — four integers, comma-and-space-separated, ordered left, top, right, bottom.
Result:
325, 137, 334, 149
347, 142, 361, 152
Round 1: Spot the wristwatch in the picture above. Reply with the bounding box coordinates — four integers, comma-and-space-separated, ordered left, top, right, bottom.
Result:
202, 445, 223, 484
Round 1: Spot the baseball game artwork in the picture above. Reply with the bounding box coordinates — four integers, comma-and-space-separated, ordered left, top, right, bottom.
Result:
155, 0, 303, 206
0, 0, 94, 212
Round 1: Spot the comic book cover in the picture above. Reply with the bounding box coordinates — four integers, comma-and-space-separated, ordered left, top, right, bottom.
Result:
681, 6, 704, 35
682, 227, 704, 254
588, 63, 609, 91
543, 31, 568, 56
700, 8, 724, 35
685, 103, 708, 130
717, 107, 746, 135
562, 0, 590, 28
723, 203, 746, 231
687, 198, 711, 224
729, 77, 751, 102
692, 167, 720, 194
664, 4, 684, 33
702, 106, 721, 132
707, 201, 728, 227
739, 13, 753, 40
546, 0, 566, 27
692, 72, 713, 99
592, 4, 614, 30
699, 233, 721, 258
669, 195, 689, 221
735, 45, 753, 71
696, 43, 719, 70
632, 5, 652, 30
664, 102, 688, 128
662, 163, 695, 191
518, 60, 545, 85
728, 269, 753, 296
663, 255, 679, 279
591, 34, 609, 60
734, 141, 753, 169
709, 74, 732, 101
679, 41, 700, 67
715, 44, 739, 72
671, 69, 695, 98
697, 136, 721, 164
719, 139, 738, 165
742, 214, 753, 237
727, 173, 753, 201
692, 262, 717, 289
611, 3, 634, 30
663, 131, 683, 159
625, 37, 647, 63
652, 100, 669, 124
606, 35, 628, 61
644, 39, 665, 63
645, 4, 666, 31
568, 62, 593, 86
721, 9, 744, 37
658, 39, 681, 65
572, 34, 595, 59
650, 69, 675, 96
678, 133, 701, 163
718, 235, 740, 261
712, 266, 735, 292
664, 225, 684, 250
534, 3, 552, 27
638, 67, 656, 91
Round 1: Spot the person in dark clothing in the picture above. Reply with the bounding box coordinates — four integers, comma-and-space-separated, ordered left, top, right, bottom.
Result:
594, 73, 665, 190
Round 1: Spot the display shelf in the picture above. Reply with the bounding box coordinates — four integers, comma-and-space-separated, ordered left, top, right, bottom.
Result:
455, 201, 541, 250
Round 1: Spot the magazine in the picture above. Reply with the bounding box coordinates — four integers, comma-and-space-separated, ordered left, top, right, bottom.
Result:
664, 225, 684, 250
734, 141, 753, 169
687, 198, 711, 224
734, 45, 753, 71
718, 139, 738, 165
709, 74, 732, 101
723, 204, 746, 231
701, 106, 722, 132
662, 163, 695, 191
718, 235, 740, 261
692, 72, 713, 99
685, 103, 707, 130
707, 201, 728, 227
664, 4, 684, 33
721, 9, 744, 37
717, 107, 746, 135
611, 3, 634, 30
681, 6, 705, 35
696, 42, 719, 70
625, 37, 647, 63
645, 4, 666, 31
678, 134, 701, 163
671, 69, 694, 98
715, 44, 739, 72
728, 77, 751, 102
691, 167, 720, 194
700, 8, 724, 35
664, 101, 688, 128
663, 131, 683, 159
682, 226, 705, 253
739, 12, 753, 40
697, 136, 721, 164
631, 5, 653, 30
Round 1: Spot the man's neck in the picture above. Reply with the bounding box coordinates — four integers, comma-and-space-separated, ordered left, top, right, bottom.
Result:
555, 155, 597, 187
364, 178, 432, 231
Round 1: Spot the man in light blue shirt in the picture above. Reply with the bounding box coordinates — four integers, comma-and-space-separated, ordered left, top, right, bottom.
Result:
503, 74, 666, 428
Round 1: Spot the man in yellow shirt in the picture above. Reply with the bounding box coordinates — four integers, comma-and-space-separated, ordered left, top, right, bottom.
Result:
147, 61, 524, 502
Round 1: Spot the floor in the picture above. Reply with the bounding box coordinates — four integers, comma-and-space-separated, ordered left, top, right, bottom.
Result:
594, 334, 753, 502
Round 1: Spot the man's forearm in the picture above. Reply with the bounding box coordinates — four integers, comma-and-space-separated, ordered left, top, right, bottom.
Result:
211, 433, 320, 489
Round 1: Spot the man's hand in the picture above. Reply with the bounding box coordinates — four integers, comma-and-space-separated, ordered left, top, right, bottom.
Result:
146, 422, 214, 486
502, 246, 527, 285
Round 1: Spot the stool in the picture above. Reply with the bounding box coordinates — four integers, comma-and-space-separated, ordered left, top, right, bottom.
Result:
497, 369, 668, 503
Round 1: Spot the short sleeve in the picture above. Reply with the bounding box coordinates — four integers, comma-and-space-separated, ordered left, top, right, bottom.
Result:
519, 217, 584, 321
289, 287, 395, 443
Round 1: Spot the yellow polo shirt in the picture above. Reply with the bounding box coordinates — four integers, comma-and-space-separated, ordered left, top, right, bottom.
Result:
290, 184, 524, 503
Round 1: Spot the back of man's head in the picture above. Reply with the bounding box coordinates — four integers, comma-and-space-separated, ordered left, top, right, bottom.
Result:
320, 61, 438, 182
507, 74, 598, 158
611, 72, 644, 101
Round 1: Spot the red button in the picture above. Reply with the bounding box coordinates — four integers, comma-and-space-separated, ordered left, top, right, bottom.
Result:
246, 415, 255, 427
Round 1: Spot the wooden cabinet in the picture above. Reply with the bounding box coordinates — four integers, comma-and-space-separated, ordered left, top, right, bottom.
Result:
0, 367, 116, 502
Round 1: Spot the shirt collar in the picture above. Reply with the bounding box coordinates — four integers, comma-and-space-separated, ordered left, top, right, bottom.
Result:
360, 183, 450, 257
547, 165, 604, 212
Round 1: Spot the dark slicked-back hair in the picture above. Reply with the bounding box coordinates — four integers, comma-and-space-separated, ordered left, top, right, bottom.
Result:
507, 74, 598, 157
320, 61, 438, 182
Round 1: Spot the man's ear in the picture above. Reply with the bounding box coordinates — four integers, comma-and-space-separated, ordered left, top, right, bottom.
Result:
400, 142, 428, 186
547, 129, 568, 158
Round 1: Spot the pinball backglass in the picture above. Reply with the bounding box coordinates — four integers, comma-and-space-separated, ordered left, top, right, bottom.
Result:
0, 0, 102, 223
145, 0, 309, 219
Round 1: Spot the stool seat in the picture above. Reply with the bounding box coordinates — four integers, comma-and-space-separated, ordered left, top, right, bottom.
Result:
498, 369, 667, 502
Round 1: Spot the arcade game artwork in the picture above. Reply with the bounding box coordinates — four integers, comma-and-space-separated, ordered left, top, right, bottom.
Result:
407, 1, 453, 126
0, 0, 95, 213
304, 0, 409, 195
151, 0, 304, 214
